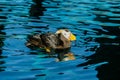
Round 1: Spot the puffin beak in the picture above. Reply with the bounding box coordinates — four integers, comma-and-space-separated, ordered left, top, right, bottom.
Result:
69, 33, 76, 41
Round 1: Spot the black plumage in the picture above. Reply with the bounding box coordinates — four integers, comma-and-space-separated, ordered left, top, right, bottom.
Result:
26, 29, 76, 61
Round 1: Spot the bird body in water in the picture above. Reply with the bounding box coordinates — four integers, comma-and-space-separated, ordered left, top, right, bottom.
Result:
26, 29, 76, 61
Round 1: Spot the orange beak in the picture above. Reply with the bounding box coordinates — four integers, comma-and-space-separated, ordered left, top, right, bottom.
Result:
69, 33, 76, 41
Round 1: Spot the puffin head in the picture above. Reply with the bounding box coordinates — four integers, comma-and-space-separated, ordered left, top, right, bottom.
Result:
56, 29, 76, 41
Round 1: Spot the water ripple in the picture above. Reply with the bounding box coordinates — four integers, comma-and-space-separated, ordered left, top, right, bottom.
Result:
0, 0, 120, 80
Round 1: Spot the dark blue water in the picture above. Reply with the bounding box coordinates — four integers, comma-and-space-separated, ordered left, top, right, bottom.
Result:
0, 0, 120, 80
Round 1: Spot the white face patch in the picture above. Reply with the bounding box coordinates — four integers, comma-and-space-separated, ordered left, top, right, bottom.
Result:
61, 30, 71, 39
56, 29, 73, 40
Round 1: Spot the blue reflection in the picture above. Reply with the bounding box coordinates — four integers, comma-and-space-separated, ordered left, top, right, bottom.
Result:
0, 0, 120, 80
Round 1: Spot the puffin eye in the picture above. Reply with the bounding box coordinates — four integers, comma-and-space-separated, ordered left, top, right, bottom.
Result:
65, 29, 69, 32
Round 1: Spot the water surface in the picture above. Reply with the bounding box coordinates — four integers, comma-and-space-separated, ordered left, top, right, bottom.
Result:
0, 0, 120, 80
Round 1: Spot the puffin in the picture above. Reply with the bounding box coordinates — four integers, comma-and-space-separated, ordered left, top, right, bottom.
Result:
26, 29, 76, 61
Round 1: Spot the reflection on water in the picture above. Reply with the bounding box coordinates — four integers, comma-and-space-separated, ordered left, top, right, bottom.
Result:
0, 0, 120, 80
0, 7, 7, 71
29, 0, 45, 18
0, 24, 6, 72
77, 3, 120, 79
77, 42, 120, 80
